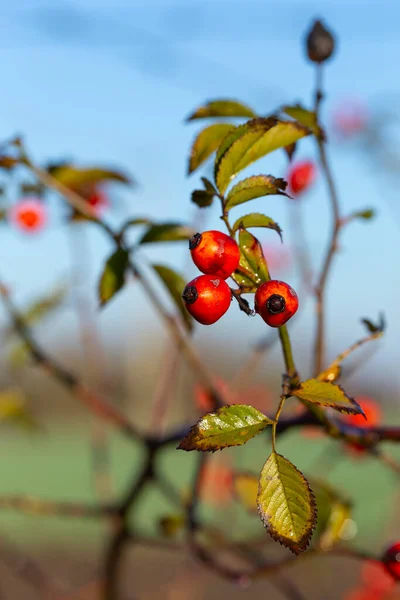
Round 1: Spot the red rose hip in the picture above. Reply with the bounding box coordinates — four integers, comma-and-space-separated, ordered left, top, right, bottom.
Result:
254, 280, 298, 327
287, 160, 316, 196
189, 230, 240, 279
182, 275, 231, 325
9, 198, 47, 233
382, 542, 400, 580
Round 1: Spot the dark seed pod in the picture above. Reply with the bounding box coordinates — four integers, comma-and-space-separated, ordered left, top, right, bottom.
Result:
305, 19, 335, 63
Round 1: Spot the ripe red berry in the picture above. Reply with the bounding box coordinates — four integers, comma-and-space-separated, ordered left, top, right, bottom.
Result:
182, 275, 231, 325
287, 160, 316, 196
189, 230, 240, 280
382, 542, 400, 580
254, 280, 298, 327
9, 199, 47, 233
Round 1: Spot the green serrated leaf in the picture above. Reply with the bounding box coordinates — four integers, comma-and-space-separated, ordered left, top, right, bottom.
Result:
153, 264, 193, 331
225, 175, 289, 210
257, 452, 317, 554
191, 190, 215, 208
186, 99, 257, 121
237, 228, 270, 285
177, 404, 273, 451
189, 123, 235, 174
139, 223, 195, 244
50, 165, 132, 188
282, 104, 323, 138
214, 118, 311, 194
232, 213, 282, 241
191, 177, 219, 208
228, 470, 352, 551
291, 380, 365, 416
98, 248, 129, 308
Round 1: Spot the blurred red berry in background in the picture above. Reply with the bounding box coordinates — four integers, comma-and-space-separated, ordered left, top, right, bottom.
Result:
287, 160, 316, 196
86, 186, 109, 215
199, 460, 234, 506
9, 198, 47, 233
342, 397, 381, 454
382, 542, 400, 581
332, 98, 368, 139
345, 560, 395, 600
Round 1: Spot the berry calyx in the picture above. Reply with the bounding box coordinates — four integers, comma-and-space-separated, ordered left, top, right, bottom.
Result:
305, 19, 335, 64
9, 198, 47, 233
382, 542, 400, 580
254, 280, 298, 327
189, 230, 240, 280
287, 160, 316, 196
182, 274, 231, 325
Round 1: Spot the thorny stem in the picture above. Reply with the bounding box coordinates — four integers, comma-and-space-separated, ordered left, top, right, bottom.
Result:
313, 64, 342, 375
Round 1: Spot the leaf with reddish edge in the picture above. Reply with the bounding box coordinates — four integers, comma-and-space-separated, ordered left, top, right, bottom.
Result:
257, 452, 317, 554
225, 174, 289, 210
282, 104, 324, 139
214, 117, 311, 194
177, 404, 273, 451
291, 380, 366, 416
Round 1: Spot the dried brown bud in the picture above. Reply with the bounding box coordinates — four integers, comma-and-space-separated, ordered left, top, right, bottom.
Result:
305, 19, 335, 63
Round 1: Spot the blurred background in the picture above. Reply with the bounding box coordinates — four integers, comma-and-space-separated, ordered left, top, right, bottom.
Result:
0, 0, 399, 598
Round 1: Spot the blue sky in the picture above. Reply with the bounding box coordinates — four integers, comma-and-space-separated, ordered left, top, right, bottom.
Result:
1, 0, 400, 394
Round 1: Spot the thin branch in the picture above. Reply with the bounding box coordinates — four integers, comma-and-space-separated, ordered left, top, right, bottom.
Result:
0, 496, 112, 518
313, 64, 343, 376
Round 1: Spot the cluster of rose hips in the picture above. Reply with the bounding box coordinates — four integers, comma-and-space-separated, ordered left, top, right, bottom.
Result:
182, 230, 299, 327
